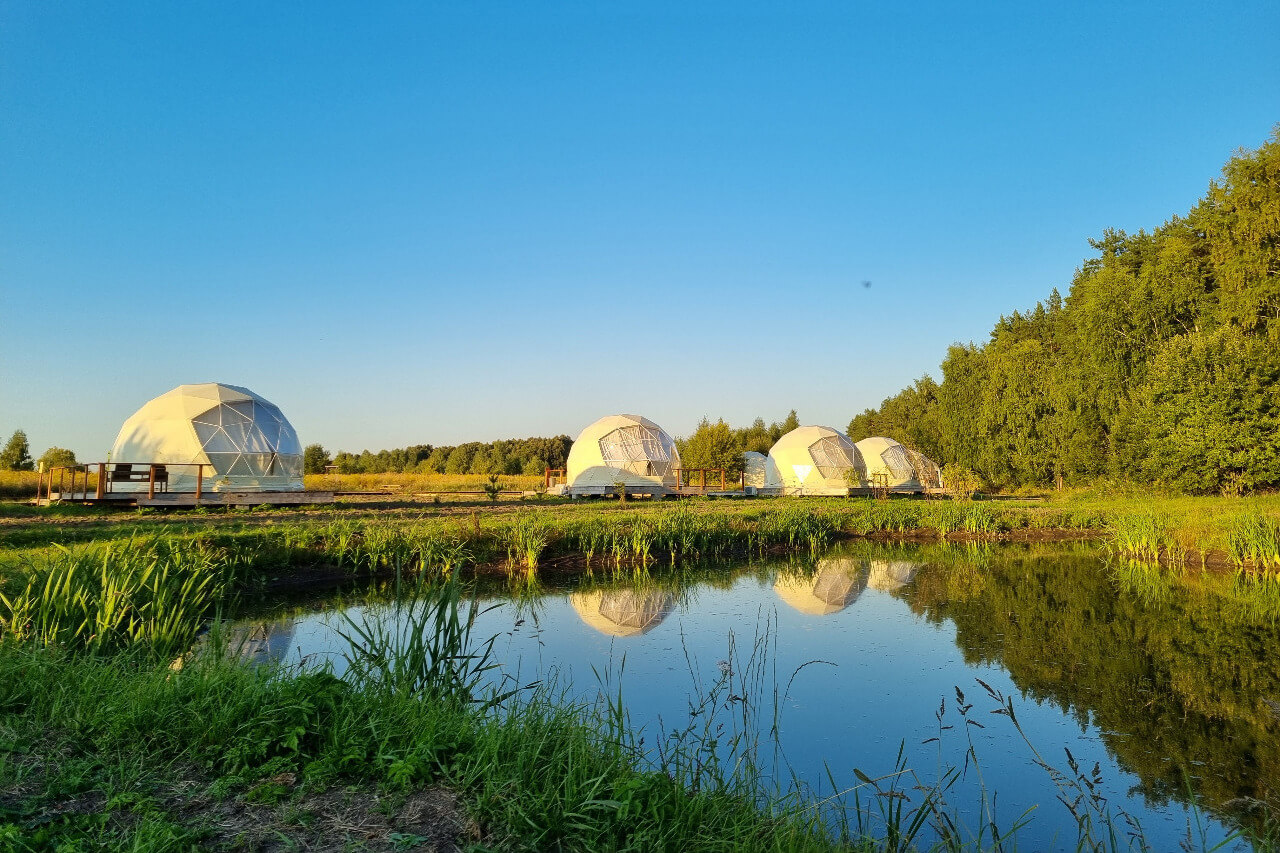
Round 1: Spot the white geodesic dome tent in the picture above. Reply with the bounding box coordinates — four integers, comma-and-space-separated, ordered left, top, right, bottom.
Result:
569, 589, 675, 637
110, 383, 304, 492
773, 557, 868, 615
765, 426, 866, 495
565, 414, 680, 496
855, 437, 942, 492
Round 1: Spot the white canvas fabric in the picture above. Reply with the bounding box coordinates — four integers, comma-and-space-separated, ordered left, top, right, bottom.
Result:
765, 426, 866, 495
742, 451, 768, 488
565, 414, 681, 494
569, 589, 675, 636
855, 437, 942, 491
110, 383, 304, 492
773, 557, 868, 615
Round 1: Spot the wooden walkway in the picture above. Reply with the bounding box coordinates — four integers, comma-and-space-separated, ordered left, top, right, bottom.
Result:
40, 491, 335, 508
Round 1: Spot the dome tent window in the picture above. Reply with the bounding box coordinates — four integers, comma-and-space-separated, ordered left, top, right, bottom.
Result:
598, 424, 677, 479
809, 434, 866, 481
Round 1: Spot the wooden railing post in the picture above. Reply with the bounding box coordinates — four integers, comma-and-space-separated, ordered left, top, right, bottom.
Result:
195, 465, 204, 502
147, 465, 156, 500
96, 464, 105, 500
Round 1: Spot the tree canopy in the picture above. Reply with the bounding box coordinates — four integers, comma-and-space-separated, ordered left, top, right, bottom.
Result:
36, 447, 77, 470
849, 129, 1280, 493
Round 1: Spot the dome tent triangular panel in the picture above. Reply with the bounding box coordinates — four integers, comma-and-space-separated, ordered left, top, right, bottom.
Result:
765, 426, 866, 495
565, 414, 681, 496
110, 383, 304, 492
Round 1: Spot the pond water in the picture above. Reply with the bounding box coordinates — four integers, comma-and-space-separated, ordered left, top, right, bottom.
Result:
227, 542, 1279, 851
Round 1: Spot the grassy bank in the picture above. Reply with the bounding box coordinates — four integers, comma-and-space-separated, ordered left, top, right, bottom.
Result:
0, 622, 858, 851
6, 570, 1269, 853
4, 505, 1279, 849
5, 491, 1280, 587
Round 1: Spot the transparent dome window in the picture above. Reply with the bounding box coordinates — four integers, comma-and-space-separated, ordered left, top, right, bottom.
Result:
881, 445, 916, 481
808, 435, 865, 480
190, 401, 303, 480
598, 425, 676, 478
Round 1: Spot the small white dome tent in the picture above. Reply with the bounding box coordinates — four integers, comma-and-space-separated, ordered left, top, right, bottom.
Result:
565, 414, 680, 496
855, 437, 942, 492
773, 557, 868, 615
569, 588, 675, 637
110, 383, 304, 492
765, 426, 866, 495
742, 451, 770, 489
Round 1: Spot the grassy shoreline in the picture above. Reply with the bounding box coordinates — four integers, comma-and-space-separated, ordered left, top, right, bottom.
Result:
2, 494, 1279, 850
4, 490, 1279, 582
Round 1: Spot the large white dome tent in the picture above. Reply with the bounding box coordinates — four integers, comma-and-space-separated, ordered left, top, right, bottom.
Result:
109, 383, 304, 492
855, 436, 942, 492
564, 414, 681, 496
765, 425, 866, 496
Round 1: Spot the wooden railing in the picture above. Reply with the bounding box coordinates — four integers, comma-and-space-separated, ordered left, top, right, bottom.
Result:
673, 468, 745, 493
36, 462, 212, 503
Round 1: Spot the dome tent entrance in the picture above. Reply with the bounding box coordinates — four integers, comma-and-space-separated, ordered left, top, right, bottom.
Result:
110, 383, 304, 492
765, 426, 867, 495
565, 414, 681, 496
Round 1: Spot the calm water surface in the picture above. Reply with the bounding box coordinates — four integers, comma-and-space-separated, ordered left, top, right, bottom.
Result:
232, 542, 1279, 851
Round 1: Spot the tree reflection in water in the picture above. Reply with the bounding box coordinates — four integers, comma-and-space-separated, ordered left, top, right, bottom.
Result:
901, 543, 1280, 837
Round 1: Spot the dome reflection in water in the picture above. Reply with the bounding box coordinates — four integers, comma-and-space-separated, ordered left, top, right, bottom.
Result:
569, 588, 675, 637
773, 557, 868, 615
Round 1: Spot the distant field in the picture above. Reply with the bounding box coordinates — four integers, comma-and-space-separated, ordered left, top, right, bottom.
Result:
0, 471, 39, 499
0, 471, 546, 500
304, 472, 544, 494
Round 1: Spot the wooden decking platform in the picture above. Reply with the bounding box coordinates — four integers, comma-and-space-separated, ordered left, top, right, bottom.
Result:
41, 491, 335, 508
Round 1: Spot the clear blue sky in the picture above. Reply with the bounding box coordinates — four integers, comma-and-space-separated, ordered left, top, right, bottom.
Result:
3, 1, 1277, 459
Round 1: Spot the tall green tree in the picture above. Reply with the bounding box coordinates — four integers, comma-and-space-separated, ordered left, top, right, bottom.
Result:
677, 418, 745, 474
0, 430, 34, 471
854, 128, 1280, 492
303, 444, 331, 474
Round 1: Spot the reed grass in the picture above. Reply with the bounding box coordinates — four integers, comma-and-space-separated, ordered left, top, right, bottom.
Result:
1228, 513, 1280, 570
1106, 513, 1185, 565
0, 539, 242, 659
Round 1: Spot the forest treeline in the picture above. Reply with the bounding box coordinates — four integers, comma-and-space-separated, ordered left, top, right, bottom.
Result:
309, 412, 804, 477
849, 129, 1280, 493
308, 436, 573, 477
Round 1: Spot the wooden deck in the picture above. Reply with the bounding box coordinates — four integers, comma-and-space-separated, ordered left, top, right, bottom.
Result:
41, 491, 335, 508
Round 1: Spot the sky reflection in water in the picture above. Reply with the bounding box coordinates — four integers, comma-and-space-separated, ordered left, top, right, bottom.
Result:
235, 543, 1266, 851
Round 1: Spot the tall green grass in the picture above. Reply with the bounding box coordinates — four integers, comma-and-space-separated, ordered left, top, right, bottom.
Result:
1228, 513, 1280, 570
0, 539, 241, 658
1106, 513, 1185, 565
